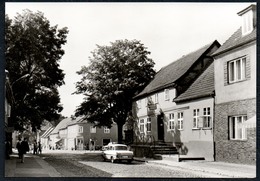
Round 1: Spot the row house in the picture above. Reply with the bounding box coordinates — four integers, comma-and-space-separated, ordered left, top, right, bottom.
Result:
45, 116, 118, 150
212, 4, 256, 165
133, 40, 220, 161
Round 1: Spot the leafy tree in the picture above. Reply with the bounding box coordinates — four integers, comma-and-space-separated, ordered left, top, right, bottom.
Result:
5, 10, 68, 132
75, 39, 156, 143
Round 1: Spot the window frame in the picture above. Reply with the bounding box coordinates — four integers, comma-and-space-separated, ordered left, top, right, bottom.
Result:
193, 109, 200, 129
177, 112, 183, 130
229, 115, 247, 140
147, 117, 152, 132
78, 126, 83, 133
228, 57, 246, 83
104, 126, 110, 134
168, 113, 175, 130
139, 119, 145, 133
203, 107, 211, 128
241, 10, 253, 35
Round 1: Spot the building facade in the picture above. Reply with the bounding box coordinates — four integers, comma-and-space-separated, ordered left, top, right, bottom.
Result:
212, 4, 256, 164
133, 41, 220, 160
46, 116, 118, 150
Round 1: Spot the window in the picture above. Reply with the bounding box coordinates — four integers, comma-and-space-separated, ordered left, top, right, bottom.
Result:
177, 112, 183, 130
241, 10, 253, 35
193, 109, 200, 129
203, 107, 211, 128
169, 113, 174, 130
147, 118, 151, 132
104, 126, 110, 133
90, 126, 96, 133
164, 89, 170, 101
139, 119, 145, 133
228, 57, 246, 83
155, 93, 159, 104
78, 126, 83, 133
229, 115, 247, 140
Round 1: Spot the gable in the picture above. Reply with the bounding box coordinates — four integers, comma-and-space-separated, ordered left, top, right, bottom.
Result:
174, 62, 214, 102
135, 40, 220, 99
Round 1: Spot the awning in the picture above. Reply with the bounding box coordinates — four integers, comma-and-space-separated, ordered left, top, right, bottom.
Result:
242, 115, 256, 128
238, 115, 256, 128
55, 139, 62, 143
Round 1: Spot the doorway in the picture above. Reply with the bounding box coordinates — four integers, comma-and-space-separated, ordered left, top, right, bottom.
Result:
157, 114, 164, 141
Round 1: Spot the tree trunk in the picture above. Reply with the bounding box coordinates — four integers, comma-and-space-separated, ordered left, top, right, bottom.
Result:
117, 123, 123, 144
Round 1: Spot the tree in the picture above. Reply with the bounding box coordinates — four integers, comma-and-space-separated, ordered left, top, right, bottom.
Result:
5, 10, 68, 132
75, 39, 156, 143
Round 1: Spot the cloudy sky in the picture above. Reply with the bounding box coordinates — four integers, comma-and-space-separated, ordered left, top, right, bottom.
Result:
5, 2, 255, 117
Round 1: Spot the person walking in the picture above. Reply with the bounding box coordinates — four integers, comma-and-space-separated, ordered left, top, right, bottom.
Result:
16, 138, 22, 159
20, 138, 30, 163
38, 141, 42, 154
33, 140, 38, 154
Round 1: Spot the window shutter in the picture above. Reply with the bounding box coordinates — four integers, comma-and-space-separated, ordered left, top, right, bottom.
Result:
245, 55, 251, 80
224, 61, 228, 86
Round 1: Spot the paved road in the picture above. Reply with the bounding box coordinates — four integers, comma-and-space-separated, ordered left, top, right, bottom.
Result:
80, 160, 210, 178
41, 152, 224, 178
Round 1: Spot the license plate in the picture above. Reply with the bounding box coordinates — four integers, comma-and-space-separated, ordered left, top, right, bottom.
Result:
122, 156, 128, 158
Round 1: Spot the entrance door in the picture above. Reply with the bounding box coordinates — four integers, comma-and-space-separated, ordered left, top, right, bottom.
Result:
157, 114, 164, 141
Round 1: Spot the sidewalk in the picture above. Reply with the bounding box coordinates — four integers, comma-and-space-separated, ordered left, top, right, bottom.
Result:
5, 153, 61, 177
136, 156, 256, 178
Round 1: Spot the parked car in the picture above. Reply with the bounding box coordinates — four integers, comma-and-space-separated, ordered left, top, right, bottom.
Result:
102, 143, 133, 163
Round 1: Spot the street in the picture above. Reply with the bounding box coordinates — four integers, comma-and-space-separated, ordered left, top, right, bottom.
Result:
39, 151, 223, 178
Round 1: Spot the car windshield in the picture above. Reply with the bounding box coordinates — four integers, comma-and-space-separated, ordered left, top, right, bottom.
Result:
114, 146, 127, 150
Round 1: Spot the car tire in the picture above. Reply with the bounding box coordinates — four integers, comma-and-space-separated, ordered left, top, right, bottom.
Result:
127, 159, 133, 163
111, 157, 115, 163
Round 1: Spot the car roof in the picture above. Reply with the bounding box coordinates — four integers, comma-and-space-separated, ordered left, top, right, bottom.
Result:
107, 143, 127, 147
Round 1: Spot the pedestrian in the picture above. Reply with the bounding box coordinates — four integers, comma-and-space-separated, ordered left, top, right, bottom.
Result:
90, 139, 95, 151
20, 138, 30, 163
33, 140, 38, 154
38, 141, 42, 154
16, 138, 22, 159
5, 140, 10, 159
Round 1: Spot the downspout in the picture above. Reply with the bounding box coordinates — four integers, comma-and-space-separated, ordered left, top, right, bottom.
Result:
212, 91, 216, 161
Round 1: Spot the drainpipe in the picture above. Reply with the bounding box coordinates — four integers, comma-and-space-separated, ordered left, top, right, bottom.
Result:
212, 91, 216, 161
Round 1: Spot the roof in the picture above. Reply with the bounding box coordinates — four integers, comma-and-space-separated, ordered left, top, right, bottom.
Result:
41, 127, 54, 138
67, 116, 85, 126
212, 27, 256, 56
50, 117, 72, 134
134, 40, 219, 99
174, 62, 214, 102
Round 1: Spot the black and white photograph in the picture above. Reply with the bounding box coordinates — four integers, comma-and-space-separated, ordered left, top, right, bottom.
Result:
3, 1, 257, 178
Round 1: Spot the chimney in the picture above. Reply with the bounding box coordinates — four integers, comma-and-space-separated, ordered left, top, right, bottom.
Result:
237, 4, 256, 36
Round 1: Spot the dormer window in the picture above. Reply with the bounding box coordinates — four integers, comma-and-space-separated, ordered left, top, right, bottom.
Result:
238, 4, 256, 36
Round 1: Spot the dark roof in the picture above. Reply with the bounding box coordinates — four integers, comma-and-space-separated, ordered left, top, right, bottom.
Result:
212, 27, 256, 56
135, 40, 219, 99
174, 62, 214, 102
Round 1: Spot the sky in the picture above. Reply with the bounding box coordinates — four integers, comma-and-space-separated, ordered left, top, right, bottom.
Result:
5, 2, 255, 117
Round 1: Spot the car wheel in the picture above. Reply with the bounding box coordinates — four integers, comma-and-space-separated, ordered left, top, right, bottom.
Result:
111, 157, 115, 163
127, 159, 133, 163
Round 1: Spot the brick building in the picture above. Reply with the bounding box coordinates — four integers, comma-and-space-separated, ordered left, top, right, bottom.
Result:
212, 4, 256, 164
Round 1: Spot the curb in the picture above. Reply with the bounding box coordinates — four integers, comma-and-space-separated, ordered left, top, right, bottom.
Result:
145, 160, 244, 178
